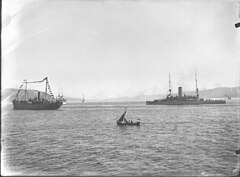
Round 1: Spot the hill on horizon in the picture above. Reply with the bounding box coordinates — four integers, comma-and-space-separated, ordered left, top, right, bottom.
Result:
2, 88, 53, 102
102, 86, 240, 102
1, 88, 83, 103
2, 86, 239, 103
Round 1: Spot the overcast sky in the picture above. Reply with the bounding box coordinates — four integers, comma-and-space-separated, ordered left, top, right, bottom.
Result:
2, 0, 240, 99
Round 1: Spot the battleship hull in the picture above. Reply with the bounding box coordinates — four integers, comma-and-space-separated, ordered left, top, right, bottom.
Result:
146, 100, 226, 105
13, 101, 63, 110
146, 73, 227, 106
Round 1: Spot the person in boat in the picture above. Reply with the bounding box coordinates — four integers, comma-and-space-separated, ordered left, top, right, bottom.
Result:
232, 150, 240, 176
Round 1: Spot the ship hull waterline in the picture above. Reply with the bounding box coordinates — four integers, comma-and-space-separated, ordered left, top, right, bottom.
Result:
13, 102, 62, 110
146, 100, 226, 105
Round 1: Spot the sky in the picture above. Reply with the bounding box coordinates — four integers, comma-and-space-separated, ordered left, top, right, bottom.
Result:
2, 0, 240, 100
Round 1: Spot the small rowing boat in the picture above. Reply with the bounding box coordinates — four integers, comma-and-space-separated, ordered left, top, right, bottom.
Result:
116, 108, 141, 126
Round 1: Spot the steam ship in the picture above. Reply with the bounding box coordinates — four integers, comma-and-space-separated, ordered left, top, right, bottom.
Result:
146, 71, 226, 105
12, 77, 64, 110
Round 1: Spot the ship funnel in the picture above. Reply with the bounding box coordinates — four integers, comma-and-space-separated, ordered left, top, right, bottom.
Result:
38, 92, 41, 100
178, 87, 182, 99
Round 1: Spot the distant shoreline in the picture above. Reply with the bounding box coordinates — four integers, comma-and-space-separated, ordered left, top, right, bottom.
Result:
64, 97, 240, 103
2, 86, 240, 103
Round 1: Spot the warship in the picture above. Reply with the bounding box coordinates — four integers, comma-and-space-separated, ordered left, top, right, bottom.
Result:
12, 77, 64, 110
146, 71, 226, 105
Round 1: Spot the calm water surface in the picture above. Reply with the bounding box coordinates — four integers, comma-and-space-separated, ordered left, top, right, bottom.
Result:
1, 100, 239, 176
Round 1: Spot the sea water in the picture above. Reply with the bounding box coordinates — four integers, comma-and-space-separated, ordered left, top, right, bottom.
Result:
1, 100, 239, 176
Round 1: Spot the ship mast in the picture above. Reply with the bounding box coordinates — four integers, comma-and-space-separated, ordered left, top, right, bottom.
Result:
45, 79, 47, 100
61, 87, 63, 97
195, 69, 199, 99
16, 77, 54, 101
24, 80, 28, 101
169, 73, 172, 96
82, 94, 85, 103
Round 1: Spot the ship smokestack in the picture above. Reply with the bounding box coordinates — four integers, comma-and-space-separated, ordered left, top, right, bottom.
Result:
178, 87, 182, 99
38, 92, 41, 100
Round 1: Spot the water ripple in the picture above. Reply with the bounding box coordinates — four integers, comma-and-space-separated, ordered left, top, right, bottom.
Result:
1, 101, 239, 176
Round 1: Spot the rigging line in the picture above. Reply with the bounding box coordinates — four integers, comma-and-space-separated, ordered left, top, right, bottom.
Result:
15, 81, 25, 98
26, 77, 47, 84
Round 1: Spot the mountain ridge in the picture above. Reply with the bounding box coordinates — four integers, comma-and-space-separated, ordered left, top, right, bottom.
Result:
2, 86, 239, 103
101, 86, 240, 102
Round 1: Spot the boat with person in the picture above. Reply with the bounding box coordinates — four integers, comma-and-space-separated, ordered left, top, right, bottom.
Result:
146, 70, 226, 105
82, 94, 85, 103
12, 77, 64, 110
231, 150, 240, 177
116, 108, 141, 126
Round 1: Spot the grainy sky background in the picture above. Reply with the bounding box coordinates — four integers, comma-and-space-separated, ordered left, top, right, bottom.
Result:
2, 0, 240, 99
